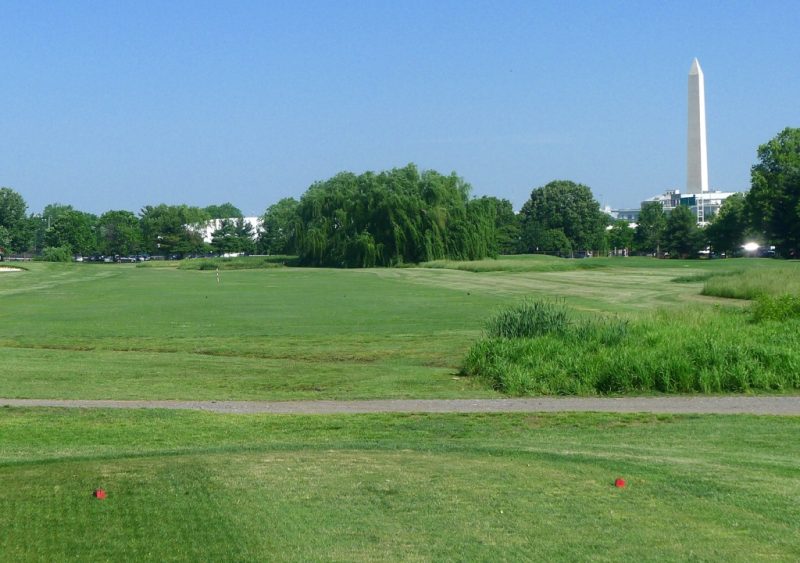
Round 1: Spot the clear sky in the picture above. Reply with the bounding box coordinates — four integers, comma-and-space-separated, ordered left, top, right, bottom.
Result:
2, 0, 798, 216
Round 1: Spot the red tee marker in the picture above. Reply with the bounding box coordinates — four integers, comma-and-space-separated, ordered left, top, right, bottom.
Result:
93, 489, 107, 499
614, 478, 626, 488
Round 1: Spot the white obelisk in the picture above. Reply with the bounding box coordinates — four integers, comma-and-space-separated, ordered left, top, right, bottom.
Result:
687, 58, 708, 194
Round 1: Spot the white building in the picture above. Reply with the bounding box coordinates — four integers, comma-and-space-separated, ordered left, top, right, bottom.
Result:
640, 189, 738, 225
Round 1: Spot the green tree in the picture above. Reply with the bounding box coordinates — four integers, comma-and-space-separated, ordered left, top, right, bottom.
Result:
211, 219, 240, 253
0, 187, 29, 252
204, 203, 243, 219
470, 196, 519, 255
209, 218, 255, 254
746, 127, 800, 258
97, 210, 143, 256
140, 204, 210, 257
706, 193, 750, 255
28, 203, 79, 254
40, 245, 73, 262
259, 197, 299, 255
293, 164, 495, 267
664, 205, 705, 258
0, 225, 11, 255
45, 210, 97, 255
234, 218, 256, 254
634, 201, 667, 255
607, 220, 634, 255
518, 180, 605, 255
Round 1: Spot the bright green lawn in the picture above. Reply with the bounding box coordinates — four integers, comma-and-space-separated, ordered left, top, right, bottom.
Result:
0, 258, 782, 400
3, 260, 799, 561
1, 408, 798, 561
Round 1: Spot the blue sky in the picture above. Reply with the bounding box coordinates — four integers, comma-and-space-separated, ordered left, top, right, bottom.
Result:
1, 1, 798, 216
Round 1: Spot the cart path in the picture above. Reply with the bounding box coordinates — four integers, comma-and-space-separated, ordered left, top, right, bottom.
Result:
2, 397, 799, 415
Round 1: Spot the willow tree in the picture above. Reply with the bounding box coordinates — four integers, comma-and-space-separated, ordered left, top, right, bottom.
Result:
294, 164, 498, 267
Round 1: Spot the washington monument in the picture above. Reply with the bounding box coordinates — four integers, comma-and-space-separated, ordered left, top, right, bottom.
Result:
687, 58, 709, 194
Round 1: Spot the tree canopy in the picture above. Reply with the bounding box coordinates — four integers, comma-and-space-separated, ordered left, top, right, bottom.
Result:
204, 203, 243, 219
0, 187, 29, 252
211, 218, 255, 254
140, 204, 209, 257
294, 164, 498, 267
518, 180, 605, 255
607, 220, 634, 254
746, 127, 800, 258
634, 201, 666, 255
664, 205, 705, 258
97, 210, 143, 256
45, 210, 98, 255
259, 197, 299, 255
706, 193, 749, 254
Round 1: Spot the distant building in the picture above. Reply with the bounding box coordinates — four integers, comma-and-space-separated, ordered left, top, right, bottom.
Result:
607, 206, 641, 222
642, 189, 738, 225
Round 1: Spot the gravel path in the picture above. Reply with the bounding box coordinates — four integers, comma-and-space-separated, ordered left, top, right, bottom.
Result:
2, 396, 799, 415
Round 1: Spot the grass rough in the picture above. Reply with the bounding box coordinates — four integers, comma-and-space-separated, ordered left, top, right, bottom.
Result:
464, 302, 800, 395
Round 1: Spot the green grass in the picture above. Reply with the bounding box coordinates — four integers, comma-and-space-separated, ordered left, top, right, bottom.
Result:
702, 262, 800, 299
1, 258, 796, 400
4, 257, 800, 560
464, 301, 800, 395
177, 255, 297, 270
1, 408, 798, 561
420, 254, 608, 273
0, 263, 503, 399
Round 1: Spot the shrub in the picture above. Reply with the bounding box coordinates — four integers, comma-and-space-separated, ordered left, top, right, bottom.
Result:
39, 246, 73, 262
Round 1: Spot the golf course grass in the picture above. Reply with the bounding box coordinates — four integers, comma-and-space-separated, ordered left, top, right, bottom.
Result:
2, 257, 799, 560
2, 409, 798, 561
3, 257, 793, 400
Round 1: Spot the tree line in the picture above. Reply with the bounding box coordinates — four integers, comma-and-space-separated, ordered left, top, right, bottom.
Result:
0, 200, 257, 260
1, 128, 798, 263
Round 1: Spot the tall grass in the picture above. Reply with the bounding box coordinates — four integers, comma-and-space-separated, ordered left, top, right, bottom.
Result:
702, 264, 800, 299
419, 255, 607, 273
671, 270, 741, 284
485, 299, 571, 338
753, 294, 800, 321
177, 256, 296, 270
464, 300, 800, 395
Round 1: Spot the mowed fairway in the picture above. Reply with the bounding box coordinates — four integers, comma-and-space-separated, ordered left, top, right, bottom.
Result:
2, 409, 799, 561
1, 263, 509, 399
0, 258, 742, 400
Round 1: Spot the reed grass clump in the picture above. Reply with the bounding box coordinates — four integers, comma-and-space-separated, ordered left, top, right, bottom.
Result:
463, 300, 800, 395
701, 264, 800, 299
485, 299, 571, 338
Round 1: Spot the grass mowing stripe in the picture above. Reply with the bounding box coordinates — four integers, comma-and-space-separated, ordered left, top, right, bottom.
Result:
1, 409, 798, 561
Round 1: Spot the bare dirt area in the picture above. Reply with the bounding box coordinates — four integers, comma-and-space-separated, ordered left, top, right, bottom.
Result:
2, 396, 799, 415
